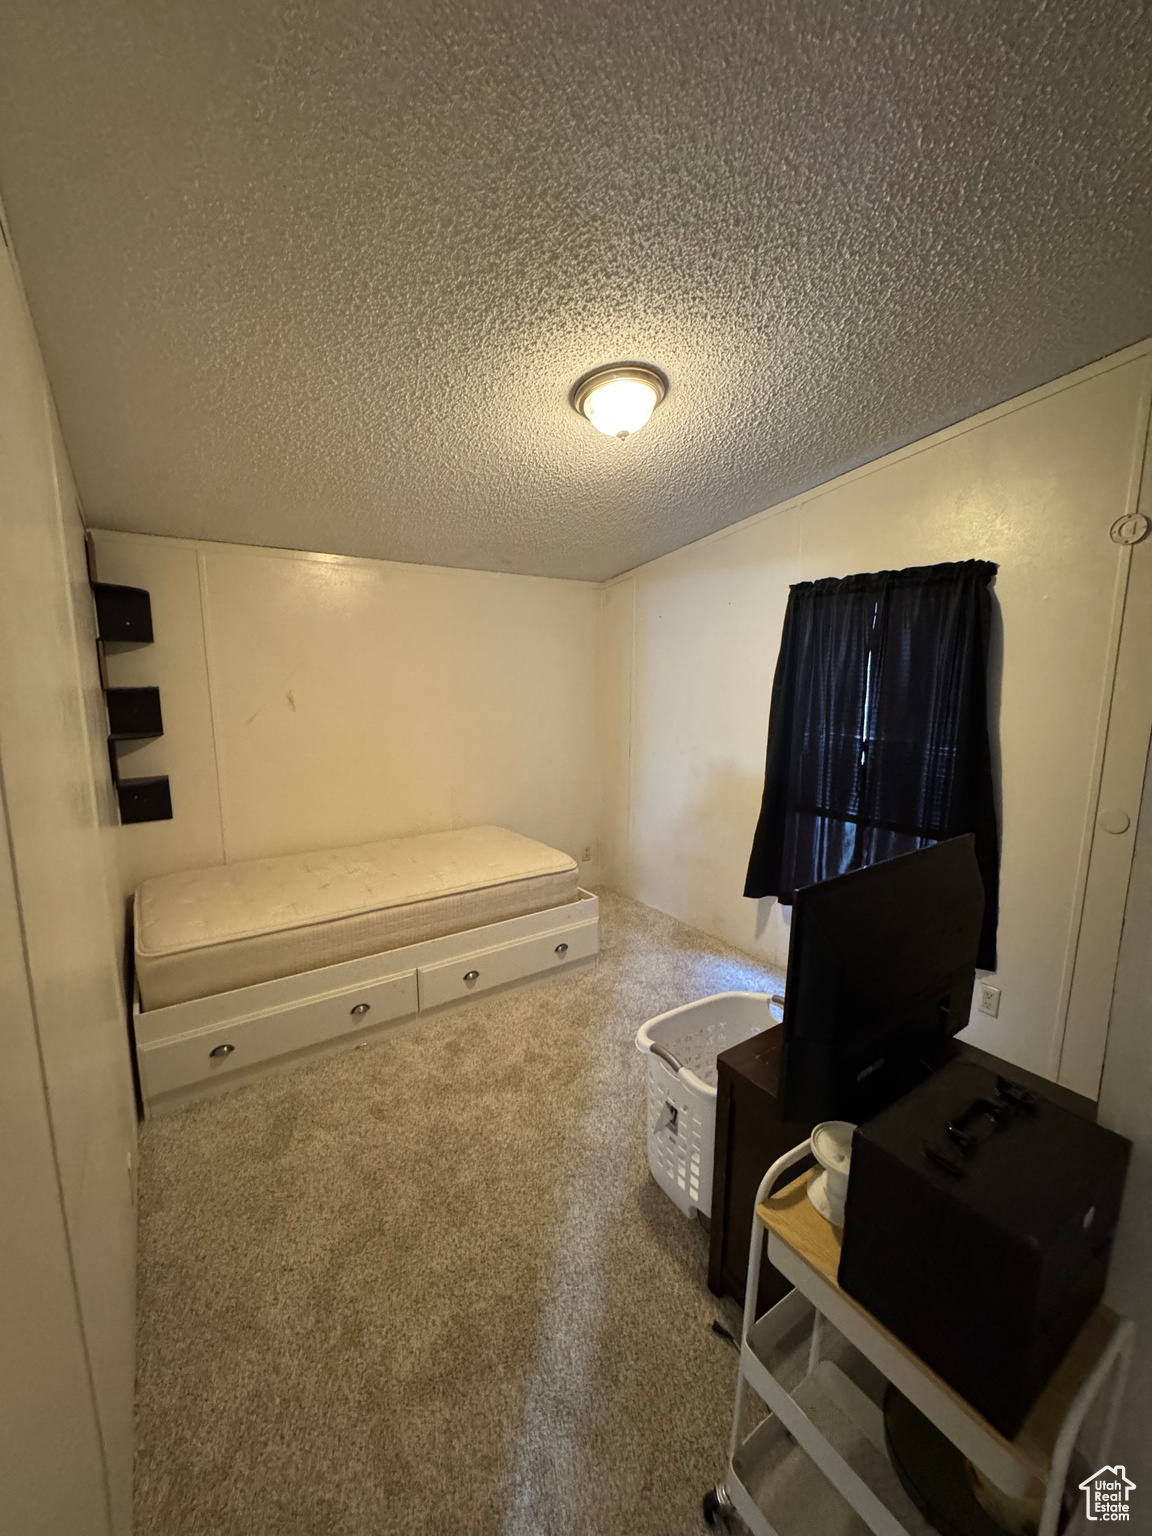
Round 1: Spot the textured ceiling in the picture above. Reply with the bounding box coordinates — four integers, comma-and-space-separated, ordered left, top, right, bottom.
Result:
0, 2, 1149, 581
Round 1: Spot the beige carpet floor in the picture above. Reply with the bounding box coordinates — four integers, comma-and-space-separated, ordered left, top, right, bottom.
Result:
134, 890, 789, 1536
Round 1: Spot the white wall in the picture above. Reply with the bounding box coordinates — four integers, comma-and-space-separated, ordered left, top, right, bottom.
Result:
90, 532, 603, 895
1098, 740, 1152, 1495
0, 219, 136, 1534
598, 577, 634, 894
0, 815, 110, 1536
600, 345, 1152, 1092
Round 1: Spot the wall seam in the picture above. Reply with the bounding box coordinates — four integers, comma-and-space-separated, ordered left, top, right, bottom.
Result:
626, 576, 636, 893
195, 549, 230, 864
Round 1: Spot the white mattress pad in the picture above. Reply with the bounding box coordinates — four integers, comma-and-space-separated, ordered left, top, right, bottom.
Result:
134, 825, 579, 1009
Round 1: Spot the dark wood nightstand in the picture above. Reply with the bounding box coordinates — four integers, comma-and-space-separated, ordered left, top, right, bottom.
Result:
707, 1023, 813, 1315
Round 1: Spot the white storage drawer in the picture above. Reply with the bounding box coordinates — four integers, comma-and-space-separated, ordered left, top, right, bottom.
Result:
417, 920, 599, 1010
138, 968, 418, 1100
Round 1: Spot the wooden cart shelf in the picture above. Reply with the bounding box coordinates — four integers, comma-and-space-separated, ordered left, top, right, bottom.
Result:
757, 1168, 1121, 1488
706, 1139, 1134, 1536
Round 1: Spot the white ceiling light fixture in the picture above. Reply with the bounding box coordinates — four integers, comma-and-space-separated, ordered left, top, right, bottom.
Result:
572, 363, 668, 440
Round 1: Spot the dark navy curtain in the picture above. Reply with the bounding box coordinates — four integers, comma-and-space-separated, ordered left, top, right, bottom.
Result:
744, 560, 999, 969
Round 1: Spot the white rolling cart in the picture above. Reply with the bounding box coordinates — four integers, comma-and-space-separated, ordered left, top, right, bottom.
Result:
704, 1138, 1135, 1536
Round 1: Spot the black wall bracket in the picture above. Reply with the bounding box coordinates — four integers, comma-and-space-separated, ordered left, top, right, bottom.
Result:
91, 579, 172, 823
92, 582, 153, 643
106, 686, 164, 741
106, 731, 173, 824
115, 775, 173, 825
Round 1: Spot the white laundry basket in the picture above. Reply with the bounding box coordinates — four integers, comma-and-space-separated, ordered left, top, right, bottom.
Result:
635, 991, 780, 1219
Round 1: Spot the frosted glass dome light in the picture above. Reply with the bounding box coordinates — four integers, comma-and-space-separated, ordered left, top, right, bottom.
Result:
572, 364, 667, 440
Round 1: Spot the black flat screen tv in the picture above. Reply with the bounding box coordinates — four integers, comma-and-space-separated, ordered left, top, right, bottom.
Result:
776, 836, 986, 1124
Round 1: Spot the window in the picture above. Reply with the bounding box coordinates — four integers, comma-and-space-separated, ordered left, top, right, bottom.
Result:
745, 560, 1000, 968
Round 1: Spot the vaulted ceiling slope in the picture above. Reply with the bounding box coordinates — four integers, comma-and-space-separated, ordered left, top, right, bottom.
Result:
0, 2, 1148, 582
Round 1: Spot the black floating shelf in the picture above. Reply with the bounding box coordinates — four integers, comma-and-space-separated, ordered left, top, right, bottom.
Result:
116, 776, 173, 824
93, 582, 153, 644
106, 685, 163, 741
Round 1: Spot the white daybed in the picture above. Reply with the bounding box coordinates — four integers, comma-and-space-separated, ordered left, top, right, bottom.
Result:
132, 825, 598, 1113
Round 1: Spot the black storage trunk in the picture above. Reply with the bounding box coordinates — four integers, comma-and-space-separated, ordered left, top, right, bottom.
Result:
838, 1060, 1129, 1437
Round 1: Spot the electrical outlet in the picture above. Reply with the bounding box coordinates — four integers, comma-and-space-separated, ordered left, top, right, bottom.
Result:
977, 983, 1001, 1019
582, 845, 592, 863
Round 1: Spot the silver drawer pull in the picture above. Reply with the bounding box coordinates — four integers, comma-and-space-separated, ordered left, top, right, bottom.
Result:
463, 970, 480, 982
555, 942, 569, 954
209, 1042, 235, 1059
350, 1002, 371, 1016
